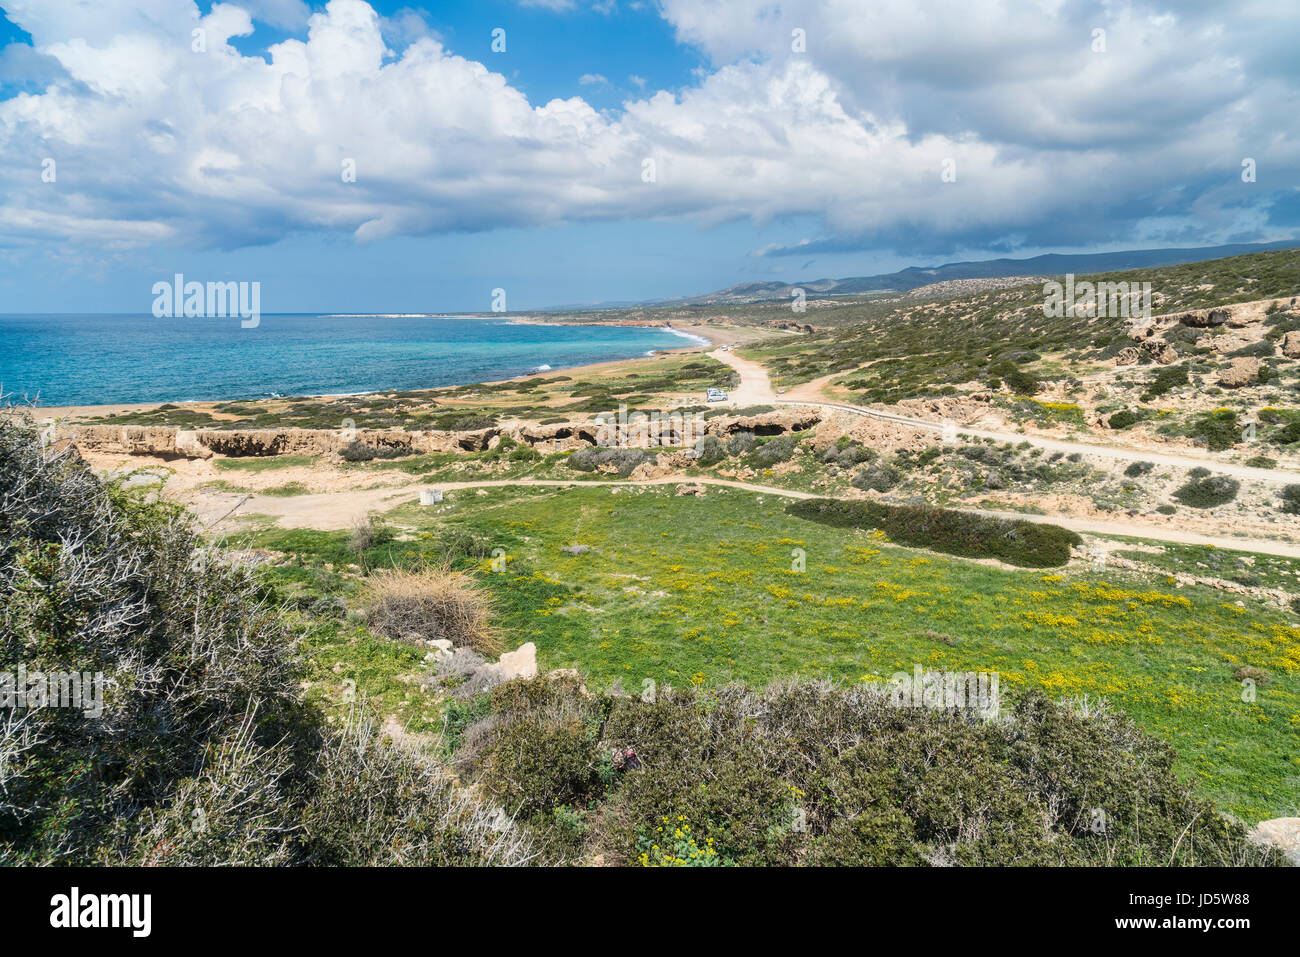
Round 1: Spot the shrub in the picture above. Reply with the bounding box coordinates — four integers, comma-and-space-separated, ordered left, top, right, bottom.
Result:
786, 498, 1081, 568
1108, 410, 1138, 430
1002, 368, 1040, 395
692, 435, 726, 466
568, 446, 655, 477
755, 434, 798, 465
0, 413, 538, 866
297, 713, 537, 866
1191, 410, 1240, 451
340, 440, 414, 462
0, 413, 315, 864
726, 431, 758, 455
457, 678, 1279, 868
349, 512, 394, 554
852, 463, 901, 492
364, 566, 497, 654
1245, 455, 1277, 469
1280, 485, 1300, 515
1124, 461, 1154, 478
1144, 365, 1189, 399
1173, 474, 1240, 509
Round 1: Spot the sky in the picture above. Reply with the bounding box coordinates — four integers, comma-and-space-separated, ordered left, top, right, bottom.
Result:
0, 0, 1297, 314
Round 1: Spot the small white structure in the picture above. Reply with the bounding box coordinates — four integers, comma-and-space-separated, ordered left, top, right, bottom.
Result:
419, 488, 444, 505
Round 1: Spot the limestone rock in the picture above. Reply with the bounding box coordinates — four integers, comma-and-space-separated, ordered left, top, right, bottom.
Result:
1219, 356, 1260, 388
1281, 331, 1300, 358
499, 642, 538, 681
1114, 347, 1140, 366
1248, 818, 1300, 865
675, 483, 706, 496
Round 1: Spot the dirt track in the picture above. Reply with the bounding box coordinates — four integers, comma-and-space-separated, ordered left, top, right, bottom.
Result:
204, 476, 1300, 559
708, 347, 1300, 485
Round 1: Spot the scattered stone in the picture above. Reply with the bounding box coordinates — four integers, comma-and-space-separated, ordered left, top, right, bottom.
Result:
561, 544, 591, 555
675, 483, 706, 496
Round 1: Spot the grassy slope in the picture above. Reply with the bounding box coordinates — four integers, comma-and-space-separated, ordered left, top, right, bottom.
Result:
748, 249, 1300, 401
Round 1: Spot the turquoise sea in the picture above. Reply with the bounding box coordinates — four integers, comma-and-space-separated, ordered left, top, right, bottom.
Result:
0, 314, 700, 406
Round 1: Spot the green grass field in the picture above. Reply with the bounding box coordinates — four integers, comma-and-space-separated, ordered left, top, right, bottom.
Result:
245, 482, 1300, 821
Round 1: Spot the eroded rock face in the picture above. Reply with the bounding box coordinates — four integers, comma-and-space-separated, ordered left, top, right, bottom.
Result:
58, 406, 820, 462
57, 425, 186, 457
1114, 347, 1141, 366
1219, 356, 1261, 388
511, 422, 600, 451
705, 409, 821, 437
1281, 331, 1300, 358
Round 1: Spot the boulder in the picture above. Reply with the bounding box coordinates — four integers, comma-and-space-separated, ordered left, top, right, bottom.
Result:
1281, 331, 1300, 358
1114, 347, 1140, 367
499, 642, 538, 681
1218, 356, 1260, 388
675, 483, 706, 496
1248, 818, 1300, 865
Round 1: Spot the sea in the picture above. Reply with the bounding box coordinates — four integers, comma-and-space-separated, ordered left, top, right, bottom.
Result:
0, 313, 705, 407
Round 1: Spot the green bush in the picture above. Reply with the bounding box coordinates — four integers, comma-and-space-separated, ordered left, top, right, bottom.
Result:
1142, 365, 1189, 401
340, 440, 415, 462
455, 678, 1280, 868
0, 414, 535, 867
692, 435, 727, 466
1280, 485, 1300, 515
1108, 410, 1138, 430
755, 434, 799, 465
1173, 474, 1240, 509
852, 463, 901, 492
1124, 461, 1154, 478
1190, 410, 1240, 451
786, 498, 1081, 568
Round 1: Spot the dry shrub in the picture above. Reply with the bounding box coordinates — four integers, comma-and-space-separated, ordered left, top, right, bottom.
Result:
365, 565, 497, 655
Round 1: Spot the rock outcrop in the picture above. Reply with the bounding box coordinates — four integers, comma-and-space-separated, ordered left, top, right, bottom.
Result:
1219, 356, 1260, 388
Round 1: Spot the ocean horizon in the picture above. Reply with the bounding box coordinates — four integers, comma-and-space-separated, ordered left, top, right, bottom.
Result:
1, 313, 703, 407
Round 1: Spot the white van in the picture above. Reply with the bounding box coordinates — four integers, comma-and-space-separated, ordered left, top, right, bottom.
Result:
706, 388, 728, 402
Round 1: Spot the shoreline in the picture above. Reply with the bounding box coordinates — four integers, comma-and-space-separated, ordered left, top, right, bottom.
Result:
33, 323, 741, 422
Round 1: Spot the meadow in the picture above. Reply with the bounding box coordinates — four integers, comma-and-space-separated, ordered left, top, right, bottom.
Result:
246, 483, 1300, 821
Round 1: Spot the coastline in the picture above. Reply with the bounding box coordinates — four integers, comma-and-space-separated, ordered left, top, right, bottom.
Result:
33, 322, 742, 422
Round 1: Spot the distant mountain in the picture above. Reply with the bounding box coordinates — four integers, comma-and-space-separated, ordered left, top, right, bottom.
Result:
669, 240, 1300, 306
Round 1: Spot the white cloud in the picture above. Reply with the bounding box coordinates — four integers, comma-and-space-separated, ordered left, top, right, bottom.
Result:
579, 73, 608, 85
0, 0, 1297, 258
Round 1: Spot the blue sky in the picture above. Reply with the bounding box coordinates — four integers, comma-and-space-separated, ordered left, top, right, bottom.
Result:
0, 1, 1297, 313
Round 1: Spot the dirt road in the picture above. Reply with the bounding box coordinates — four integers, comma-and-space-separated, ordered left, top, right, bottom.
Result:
710, 346, 1300, 484
206, 475, 1300, 559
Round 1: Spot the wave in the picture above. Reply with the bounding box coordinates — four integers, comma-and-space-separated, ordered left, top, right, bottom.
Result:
659, 326, 712, 346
